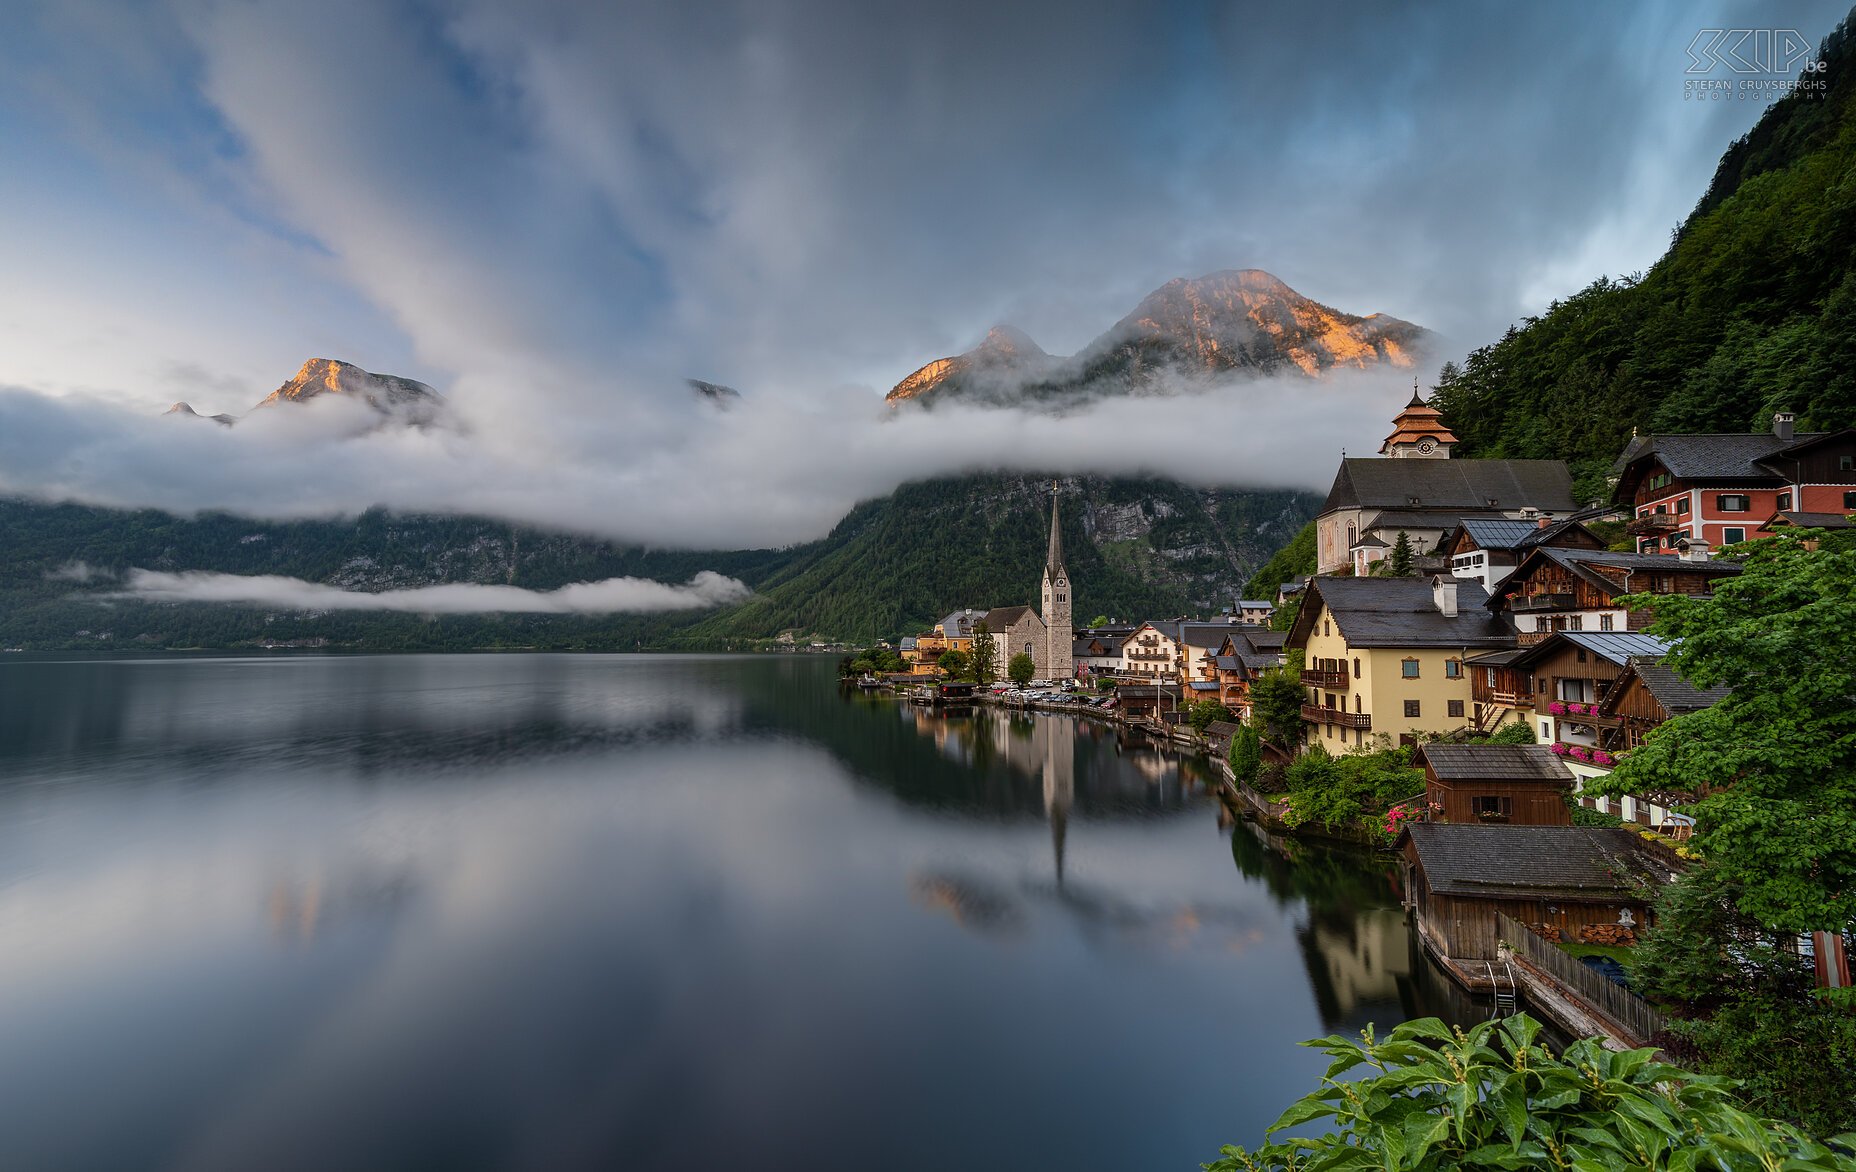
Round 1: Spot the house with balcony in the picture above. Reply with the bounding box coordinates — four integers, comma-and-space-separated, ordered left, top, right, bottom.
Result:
1119, 622, 1183, 680
1286, 576, 1516, 750
1504, 631, 1671, 768
1489, 546, 1741, 644
1439, 516, 1606, 590
1462, 648, 1535, 735
1071, 628, 1132, 676
1208, 628, 1287, 715
1612, 414, 1856, 555
1576, 654, 1730, 830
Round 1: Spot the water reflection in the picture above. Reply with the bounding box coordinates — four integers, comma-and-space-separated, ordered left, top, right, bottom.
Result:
0, 653, 1482, 1172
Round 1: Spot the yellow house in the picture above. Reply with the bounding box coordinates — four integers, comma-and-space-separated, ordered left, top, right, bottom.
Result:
1285, 576, 1516, 750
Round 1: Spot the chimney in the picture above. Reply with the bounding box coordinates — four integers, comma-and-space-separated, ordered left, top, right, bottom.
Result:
1432, 575, 1458, 617
1774, 411, 1796, 442
1535, 512, 1554, 530
1678, 538, 1712, 564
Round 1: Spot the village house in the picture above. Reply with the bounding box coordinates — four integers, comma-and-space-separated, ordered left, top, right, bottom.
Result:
1415, 743, 1575, 827
1071, 628, 1132, 676
1399, 823, 1671, 985
1489, 545, 1741, 644
1574, 653, 1731, 830
1120, 621, 1184, 681
1503, 631, 1672, 764
1612, 414, 1856, 555
1286, 576, 1516, 749
1232, 600, 1274, 626
1440, 516, 1605, 591
1208, 628, 1286, 716
984, 604, 1046, 675
1315, 392, 1578, 575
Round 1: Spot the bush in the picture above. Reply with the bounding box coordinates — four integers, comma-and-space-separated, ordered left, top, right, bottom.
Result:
1207, 1015, 1855, 1171
1229, 723, 1262, 787
1281, 743, 1423, 835
1484, 720, 1534, 745
1007, 653, 1036, 686
1188, 698, 1234, 733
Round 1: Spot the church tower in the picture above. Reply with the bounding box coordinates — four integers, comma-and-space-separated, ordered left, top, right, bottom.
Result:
1380, 384, 1458, 459
1040, 482, 1074, 680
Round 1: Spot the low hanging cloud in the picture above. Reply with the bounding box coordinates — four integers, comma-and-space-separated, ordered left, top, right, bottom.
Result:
108, 569, 752, 613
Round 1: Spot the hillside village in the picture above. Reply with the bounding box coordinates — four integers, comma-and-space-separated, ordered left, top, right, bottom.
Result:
855, 388, 1856, 1055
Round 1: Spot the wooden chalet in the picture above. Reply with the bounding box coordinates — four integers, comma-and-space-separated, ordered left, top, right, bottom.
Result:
1207, 628, 1286, 714
1596, 656, 1730, 757
1504, 631, 1672, 764
1400, 823, 1672, 983
1490, 546, 1740, 645
1416, 743, 1575, 826
1440, 516, 1605, 590
1464, 648, 1533, 734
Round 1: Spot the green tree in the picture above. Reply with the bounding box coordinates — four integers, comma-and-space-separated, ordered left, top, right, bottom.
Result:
848, 657, 876, 675
1269, 594, 1301, 633
1389, 530, 1414, 576
1587, 533, 1856, 932
1248, 666, 1307, 750
1187, 699, 1232, 733
937, 648, 970, 678
1207, 1015, 1856, 1171
1007, 652, 1036, 686
1631, 866, 1856, 1134
1088, 614, 1110, 628
1228, 722, 1262, 786
968, 621, 997, 685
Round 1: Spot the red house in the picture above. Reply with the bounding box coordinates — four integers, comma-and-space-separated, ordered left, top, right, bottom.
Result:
1612, 414, 1856, 555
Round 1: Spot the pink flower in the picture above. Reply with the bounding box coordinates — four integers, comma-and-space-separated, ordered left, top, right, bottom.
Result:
1571, 746, 1592, 761
1549, 742, 1570, 756
1547, 701, 1567, 715
1593, 750, 1615, 766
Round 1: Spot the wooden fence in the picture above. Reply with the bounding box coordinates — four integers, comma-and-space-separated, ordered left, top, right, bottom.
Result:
1496, 914, 1666, 1045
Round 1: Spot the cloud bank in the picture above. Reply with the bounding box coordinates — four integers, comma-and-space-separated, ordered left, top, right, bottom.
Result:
107, 569, 752, 614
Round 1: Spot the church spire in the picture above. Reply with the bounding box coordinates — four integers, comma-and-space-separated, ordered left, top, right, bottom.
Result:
1046, 480, 1065, 576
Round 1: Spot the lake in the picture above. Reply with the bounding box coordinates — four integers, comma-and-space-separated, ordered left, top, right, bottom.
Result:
0, 653, 1475, 1171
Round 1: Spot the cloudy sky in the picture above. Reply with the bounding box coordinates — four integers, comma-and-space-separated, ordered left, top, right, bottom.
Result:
0, 0, 1844, 548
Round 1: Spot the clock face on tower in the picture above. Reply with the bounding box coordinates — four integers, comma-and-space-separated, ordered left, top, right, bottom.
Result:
1417, 440, 1435, 454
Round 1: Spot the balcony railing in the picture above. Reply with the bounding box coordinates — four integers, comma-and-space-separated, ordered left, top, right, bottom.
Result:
1509, 592, 1575, 613
1300, 668, 1349, 688
1301, 703, 1372, 729
1626, 513, 1681, 535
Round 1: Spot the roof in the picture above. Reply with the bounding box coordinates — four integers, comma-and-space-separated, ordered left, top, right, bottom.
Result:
1213, 654, 1243, 671
1233, 628, 1288, 652
1351, 533, 1389, 549
898, 637, 918, 650
1418, 744, 1574, 784
1627, 657, 1730, 714
1510, 630, 1671, 671
1291, 576, 1516, 650
1404, 824, 1670, 900
1611, 431, 1825, 485
1762, 510, 1856, 530
982, 605, 1034, 629
1492, 547, 1742, 610
1187, 681, 1221, 692
1363, 509, 1508, 534
1463, 648, 1528, 667
1074, 634, 1127, 656
1046, 488, 1066, 576
1455, 518, 1543, 550
937, 608, 987, 638
1236, 599, 1273, 609
1323, 458, 1576, 515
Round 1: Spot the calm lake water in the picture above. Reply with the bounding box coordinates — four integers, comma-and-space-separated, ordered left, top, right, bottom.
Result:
0, 653, 1474, 1171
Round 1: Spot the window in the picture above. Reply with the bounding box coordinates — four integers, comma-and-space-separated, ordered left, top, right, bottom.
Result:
1568, 616, 1583, 631
1777, 492, 1792, 511
1352, 658, 1361, 679
1445, 659, 1462, 679
1404, 700, 1421, 718
1843, 456, 1854, 471
1447, 699, 1465, 718
1576, 648, 1587, 662
1717, 494, 1749, 513
1676, 497, 1690, 515
1323, 620, 1330, 638
1599, 613, 1614, 631
1471, 795, 1513, 822
1401, 658, 1420, 679
1639, 540, 1658, 554
1055, 593, 1065, 603
1722, 527, 1745, 545
1653, 503, 1667, 515
1845, 490, 1856, 509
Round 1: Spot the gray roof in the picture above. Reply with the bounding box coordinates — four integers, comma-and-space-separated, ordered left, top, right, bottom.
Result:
982, 605, 1034, 630
1237, 628, 1288, 651
1627, 657, 1730, 714
1297, 576, 1516, 650
1510, 630, 1670, 670
1172, 621, 1246, 650
1324, 458, 1577, 514
938, 608, 988, 638
1766, 511, 1856, 530
1237, 600, 1273, 609
1187, 681, 1221, 692
1074, 634, 1126, 656
898, 637, 918, 650
1457, 518, 1542, 550
1363, 509, 1507, 534
1213, 654, 1242, 671
1405, 824, 1668, 900
1611, 432, 1825, 482
1418, 744, 1574, 783
1463, 648, 1528, 667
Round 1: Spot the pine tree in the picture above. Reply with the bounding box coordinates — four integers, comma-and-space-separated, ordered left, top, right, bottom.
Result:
1389, 530, 1414, 576
968, 621, 997, 685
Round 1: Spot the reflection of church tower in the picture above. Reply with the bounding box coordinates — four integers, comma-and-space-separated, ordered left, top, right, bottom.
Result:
1040, 482, 1074, 680
1036, 717, 1074, 885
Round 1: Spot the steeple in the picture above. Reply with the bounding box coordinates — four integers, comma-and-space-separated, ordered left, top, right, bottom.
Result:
1046, 479, 1066, 576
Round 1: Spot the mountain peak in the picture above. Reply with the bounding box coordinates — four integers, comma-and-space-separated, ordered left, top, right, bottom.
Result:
253, 358, 444, 424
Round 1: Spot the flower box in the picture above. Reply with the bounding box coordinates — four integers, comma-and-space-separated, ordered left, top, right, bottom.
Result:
1547, 701, 1568, 715
1549, 742, 1571, 756
1593, 750, 1615, 766
1570, 746, 1593, 762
